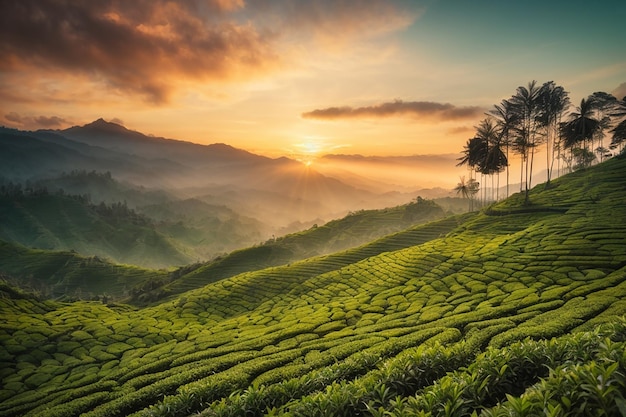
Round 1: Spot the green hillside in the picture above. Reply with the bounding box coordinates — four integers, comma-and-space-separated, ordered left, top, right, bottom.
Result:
0, 175, 276, 268
0, 189, 192, 268
0, 241, 168, 300
0, 191, 446, 305
138, 197, 447, 304
1, 156, 626, 416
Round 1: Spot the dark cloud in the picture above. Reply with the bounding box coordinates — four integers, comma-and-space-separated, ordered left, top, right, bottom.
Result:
0, 1, 418, 104
4, 112, 69, 128
0, 0, 418, 103
446, 125, 475, 135
302, 100, 485, 122
0, 0, 276, 103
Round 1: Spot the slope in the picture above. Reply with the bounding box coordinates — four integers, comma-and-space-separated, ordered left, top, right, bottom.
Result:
134, 197, 449, 303
1, 156, 626, 416
0, 241, 169, 300
0, 191, 448, 304
0, 190, 193, 268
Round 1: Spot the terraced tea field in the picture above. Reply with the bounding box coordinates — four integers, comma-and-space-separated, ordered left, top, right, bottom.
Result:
2, 156, 626, 416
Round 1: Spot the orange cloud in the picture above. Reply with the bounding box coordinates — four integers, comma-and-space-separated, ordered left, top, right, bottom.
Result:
0, 1, 277, 104
4, 112, 70, 128
302, 100, 485, 122
0, 1, 419, 105
446, 125, 475, 135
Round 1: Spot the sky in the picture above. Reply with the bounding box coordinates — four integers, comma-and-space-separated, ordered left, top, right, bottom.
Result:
1, 0, 625, 164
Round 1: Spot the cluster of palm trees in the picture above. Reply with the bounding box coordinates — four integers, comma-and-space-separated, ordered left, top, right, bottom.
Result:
456, 80, 626, 209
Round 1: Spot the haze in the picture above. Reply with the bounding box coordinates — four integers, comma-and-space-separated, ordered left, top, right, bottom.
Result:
1, 0, 625, 188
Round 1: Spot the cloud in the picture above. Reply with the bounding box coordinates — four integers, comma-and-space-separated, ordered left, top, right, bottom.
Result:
446, 125, 475, 135
0, 0, 277, 103
249, 0, 419, 48
302, 100, 485, 122
0, 1, 420, 104
4, 112, 69, 129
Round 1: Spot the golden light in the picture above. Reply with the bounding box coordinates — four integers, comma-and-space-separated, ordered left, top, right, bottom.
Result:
291, 135, 329, 167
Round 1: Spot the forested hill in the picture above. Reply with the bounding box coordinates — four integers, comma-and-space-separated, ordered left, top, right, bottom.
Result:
0, 194, 447, 303
1, 155, 626, 416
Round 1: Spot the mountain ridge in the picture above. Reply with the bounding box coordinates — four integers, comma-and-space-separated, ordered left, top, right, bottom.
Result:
1, 122, 425, 231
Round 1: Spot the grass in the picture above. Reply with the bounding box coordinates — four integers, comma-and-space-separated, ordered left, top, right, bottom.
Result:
1, 156, 626, 416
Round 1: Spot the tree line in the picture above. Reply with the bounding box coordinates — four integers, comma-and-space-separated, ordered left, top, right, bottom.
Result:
455, 80, 626, 208
0, 180, 150, 226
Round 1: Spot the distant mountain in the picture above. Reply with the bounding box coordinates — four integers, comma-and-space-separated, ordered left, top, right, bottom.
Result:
61, 118, 266, 168
2, 121, 421, 229
0, 126, 193, 187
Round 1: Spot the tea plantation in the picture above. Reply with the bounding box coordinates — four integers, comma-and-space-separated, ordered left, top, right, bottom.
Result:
2, 156, 626, 416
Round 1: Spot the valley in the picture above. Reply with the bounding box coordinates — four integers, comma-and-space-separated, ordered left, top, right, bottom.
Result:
1, 149, 626, 416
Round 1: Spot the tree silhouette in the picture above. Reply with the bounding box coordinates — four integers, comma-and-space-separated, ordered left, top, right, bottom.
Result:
489, 99, 519, 198
457, 136, 488, 204
475, 118, 507, 201
609, 96, 626, 153
509, 80, 543, 203
537, 81, 570, 184
588, 92, 618, 159
458, 81, 622, 208
561, 97, 601, 168
457, 136, 488, 171
454, 176, 479, 212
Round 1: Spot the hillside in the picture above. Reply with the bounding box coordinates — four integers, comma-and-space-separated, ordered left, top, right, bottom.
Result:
0, 190, 447, 302
133, 197, 449, 304
0, 241, 167, 301
0, 171, 277, 268
1, 156, 626, 416
0, 189, 193, 268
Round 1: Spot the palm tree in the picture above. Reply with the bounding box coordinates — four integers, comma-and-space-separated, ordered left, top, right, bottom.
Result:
457, 136, 488, 205
475, 118, 507, 201
457, 137, 488, 171
588, 92, 617, 156
537, 81, 570, 184
489, 99, 518, 198
561, 97, 601, 168
609, 96, 626, 153
571, 147, 596, 170
509, 80, 542, 203
454, 176, 479, 212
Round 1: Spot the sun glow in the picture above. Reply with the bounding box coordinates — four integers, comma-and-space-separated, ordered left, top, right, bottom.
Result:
291, 136, 330, 167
